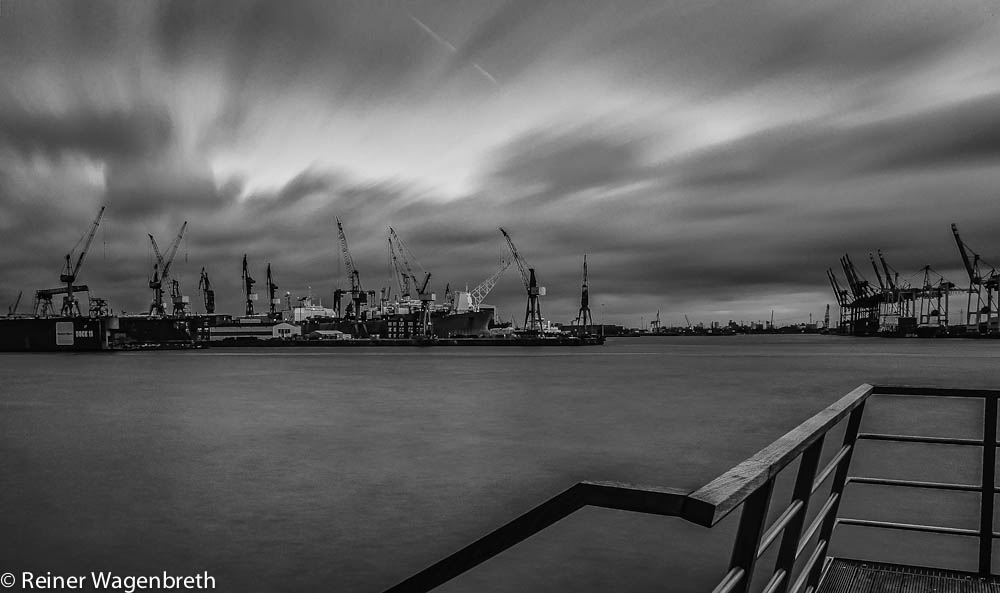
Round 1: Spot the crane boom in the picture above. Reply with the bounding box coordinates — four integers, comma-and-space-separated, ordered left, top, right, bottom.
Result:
499, 227, 531, 291
63, 206, 106, 284
869, 252, 885, 290
952, 223, 979, 284
469, 257, 512, 308
878, 250, 897, 290
160, 221, 187, 281
336, 217, 360, 292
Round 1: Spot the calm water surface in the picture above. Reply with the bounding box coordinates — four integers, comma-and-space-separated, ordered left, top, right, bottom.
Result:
3, 335, 1000, 592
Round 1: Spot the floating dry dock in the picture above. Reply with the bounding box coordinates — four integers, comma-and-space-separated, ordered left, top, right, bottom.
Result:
384, 384, 1000, 593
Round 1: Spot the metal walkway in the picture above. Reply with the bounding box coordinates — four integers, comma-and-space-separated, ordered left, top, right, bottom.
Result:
819, 559, 1000, 593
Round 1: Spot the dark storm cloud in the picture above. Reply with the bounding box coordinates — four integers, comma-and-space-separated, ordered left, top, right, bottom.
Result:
0, 105, 173, 162
490, 127, 649, 199
671, 93, 1000, 189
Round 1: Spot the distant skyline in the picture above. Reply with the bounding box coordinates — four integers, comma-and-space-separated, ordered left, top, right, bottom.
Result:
2, 0, 1000, 326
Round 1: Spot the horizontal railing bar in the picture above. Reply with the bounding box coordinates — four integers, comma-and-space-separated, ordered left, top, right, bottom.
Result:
857, 433, 983, 446
758, 500, 804, 558
872, 385, 1000, 398
382, 481, 688, 593
687, 384, 874, 527
797, 492, 838, 558
848, 476, 981, 492
761, 569, 786, 593
789, 539, 826, 593
710, 567, 745, 593
836, 518, 979, 537
811, 445, 851, 494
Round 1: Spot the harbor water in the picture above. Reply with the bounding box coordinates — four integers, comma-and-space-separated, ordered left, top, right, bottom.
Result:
3, 335, 1000, 592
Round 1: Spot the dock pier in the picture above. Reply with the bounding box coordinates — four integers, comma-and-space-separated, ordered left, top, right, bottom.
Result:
384, 384, 1000, 593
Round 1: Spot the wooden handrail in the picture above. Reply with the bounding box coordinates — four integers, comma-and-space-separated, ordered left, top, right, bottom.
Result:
685, 384, 873, 527
383, 384, 1000, 592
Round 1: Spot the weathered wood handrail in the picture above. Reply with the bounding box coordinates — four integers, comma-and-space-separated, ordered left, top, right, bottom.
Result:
383, 383, 1000, 592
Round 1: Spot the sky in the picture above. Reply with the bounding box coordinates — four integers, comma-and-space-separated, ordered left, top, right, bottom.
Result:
2, 0, 1000, 327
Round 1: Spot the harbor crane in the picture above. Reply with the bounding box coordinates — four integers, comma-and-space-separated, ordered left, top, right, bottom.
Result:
198, 268, 215, 314
388, 227, 432, 301
467, 257, 512, 311
499, 227, 544, 332
868, 253, 885, 291
34, 206, 106, 317
266, 263, 280, 317
147, 221, 188, 317
878, 250, 899, 291
242, 254, 257, 316
7, 291, 22, 317
575, 254, 593, 333
951, 223, 998, 332
335, 216, 367, 322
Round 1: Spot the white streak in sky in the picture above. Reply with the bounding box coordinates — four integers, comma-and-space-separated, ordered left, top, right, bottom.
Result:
410, 15, 457, 53
410, 14, 499, 87
473, 63, 499, 86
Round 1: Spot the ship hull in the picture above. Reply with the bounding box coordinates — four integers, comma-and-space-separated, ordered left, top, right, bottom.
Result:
303, 309, 494, 339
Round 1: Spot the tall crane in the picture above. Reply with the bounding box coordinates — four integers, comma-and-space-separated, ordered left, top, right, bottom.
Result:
575, 254, 593, 333
41, 205, 106, 317
198, 268, 215, 314
951, 223, 997, 331
147, 221, 188, 316
266, 263, 279, 317
242, 254, 257, 316
336, 217, 365, 321
387, 227, 431, 300
499, 227, 544, 332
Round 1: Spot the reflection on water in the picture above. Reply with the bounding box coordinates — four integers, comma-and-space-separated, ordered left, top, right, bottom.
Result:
4, 335, 1000, 592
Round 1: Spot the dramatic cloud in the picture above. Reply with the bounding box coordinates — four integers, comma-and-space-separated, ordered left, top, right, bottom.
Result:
2, 0, 1000, 325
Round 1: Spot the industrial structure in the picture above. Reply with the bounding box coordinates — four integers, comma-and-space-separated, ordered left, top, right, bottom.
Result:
500, 227, 545, 333
827, 223, 997, 337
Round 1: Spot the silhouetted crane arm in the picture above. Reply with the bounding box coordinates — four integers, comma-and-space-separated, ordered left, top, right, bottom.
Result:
951, 223, 978, 284
160, 221, 188, 280
62, 206, 105, 283
336, 217, 360, 291
877, 250, 897, 290
869, 252, 885, 290
499, 227, 530, 291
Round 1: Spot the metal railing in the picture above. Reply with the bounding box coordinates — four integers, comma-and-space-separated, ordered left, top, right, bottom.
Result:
383, 384, 1000, 593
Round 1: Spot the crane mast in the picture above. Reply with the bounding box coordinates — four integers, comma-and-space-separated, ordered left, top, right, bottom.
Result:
267, 263, 279, 317
576, 254, 593, 333
242, 254, 257, 316
198, 268, 215, 314
877, 250, 897, 291
499, 227, 543, 332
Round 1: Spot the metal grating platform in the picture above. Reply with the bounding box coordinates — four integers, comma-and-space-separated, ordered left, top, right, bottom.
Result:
818, 558, 1000, 593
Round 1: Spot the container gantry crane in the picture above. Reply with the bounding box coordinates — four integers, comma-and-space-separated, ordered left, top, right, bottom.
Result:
33, 205, 106, 317
242, 254, 257, 316
951, 223, 998, 333
147, 221, 187, 317
198, 267, 215, 314
499, 227, 544, 332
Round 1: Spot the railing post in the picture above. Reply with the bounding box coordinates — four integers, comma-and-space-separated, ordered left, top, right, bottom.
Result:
774, 436, 825, 593
728, 477, 775, 593
805, 402, 865, 590
980, 395, 998, 575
